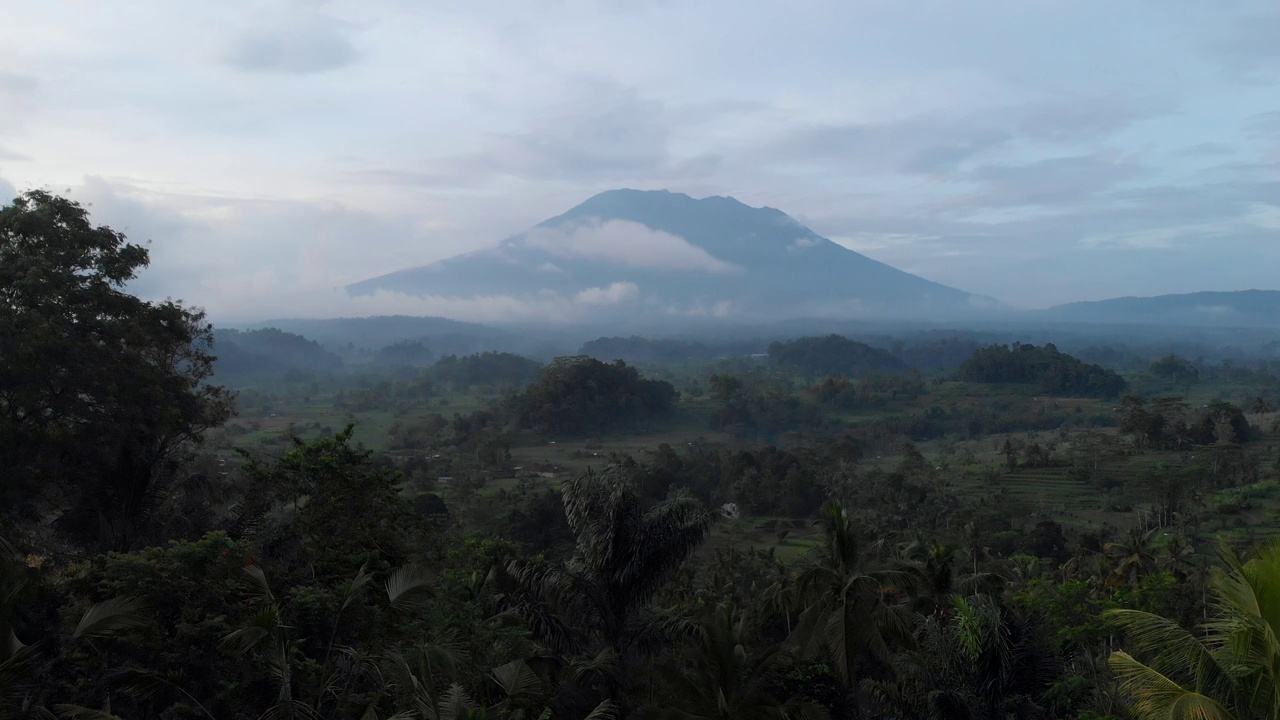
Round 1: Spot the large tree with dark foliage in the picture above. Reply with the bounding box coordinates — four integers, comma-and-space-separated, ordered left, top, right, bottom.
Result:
430, 351, 544, 390
957, 342, 1127, 398
0, 190, 233, 546
512, 356, 676, 435
768, 335, 905, 378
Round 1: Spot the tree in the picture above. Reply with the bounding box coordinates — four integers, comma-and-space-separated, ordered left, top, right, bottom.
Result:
864, 595, 1061, 720
767, 336, 904, 378
512, 357, 676, 436
1251, 397, 1273, 416
958, 343, 1126, 398
644, 603, 827, 720
242, 425, 423, 578
1107, 536, 1280, 720
793, 501, 915, 694
0, 190, 233, 546
503, 466, 715, 713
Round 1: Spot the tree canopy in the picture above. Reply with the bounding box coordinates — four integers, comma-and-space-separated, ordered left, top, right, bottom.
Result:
511, 356, 676, 435
768, 336, 905, 378
957, 342, 1127, 398
0, 190, 232, 543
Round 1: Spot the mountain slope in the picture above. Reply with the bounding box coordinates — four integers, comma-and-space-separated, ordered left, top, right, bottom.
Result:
347, 189, 991, 323
1044, 290, 1280, 328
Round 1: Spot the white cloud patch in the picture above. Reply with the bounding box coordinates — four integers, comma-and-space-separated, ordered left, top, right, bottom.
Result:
1193, 304, 1237, 316
1247, 203, 1280, 229
665, 298, 735, 318
787, 236, 822, 251
575, 281, 640, 305
519, 218, 739, 274
268, 285, 643, 325
536, 261, 565, 273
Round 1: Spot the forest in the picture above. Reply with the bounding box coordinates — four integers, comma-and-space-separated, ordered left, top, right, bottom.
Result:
9, 191, 1280, 720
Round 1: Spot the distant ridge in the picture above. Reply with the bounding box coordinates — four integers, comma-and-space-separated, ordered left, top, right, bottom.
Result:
347, 189, 994, 325
1044, 290, 1280, 328
239, 315, 503, 349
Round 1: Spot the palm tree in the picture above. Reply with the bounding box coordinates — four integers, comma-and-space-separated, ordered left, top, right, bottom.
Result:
503, 467, 715, 711
792, 501, 915, 692
1251, 396, 1272, 416
863, 595, 1060, 720
380, 652, 619, 720
893, 538, 1003, 618
220, 561, 438, 719
643, 603, 827, 720
1107, 536, 1280, 720
1104, 525, 1160, 589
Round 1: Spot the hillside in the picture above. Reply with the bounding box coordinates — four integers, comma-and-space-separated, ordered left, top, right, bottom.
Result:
347, 189, 993, 324
1044, 290, 1280, 328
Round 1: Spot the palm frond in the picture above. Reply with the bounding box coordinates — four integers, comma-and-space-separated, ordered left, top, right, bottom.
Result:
1109, 651, 1235, 720
782, 700, 831, 720
570, 647, 618, 686
437, 683, 475, 720
1105, 609, 1229, 695
258, 700, 323, 720
73, 597, 149, 639
583, 699, 620, 720
415, 628, 470, 681
386, 564, 434, 612
242, 564, 275, 603
52, 706, 123, 720
491, 659, 542, 699
625, 498, 713, 607
340, 564, 375, 614
219, 605, 282, 654
109, 667, 216, 719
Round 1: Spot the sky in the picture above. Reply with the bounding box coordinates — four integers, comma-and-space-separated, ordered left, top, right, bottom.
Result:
2, 0, 1279, 322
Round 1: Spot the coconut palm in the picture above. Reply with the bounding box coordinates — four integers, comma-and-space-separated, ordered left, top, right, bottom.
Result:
1104, 525, 1161, 589
380, 651, 618, 720
502, 467, 715, 710
643, 603, 828, 720
1107, 536, 1280, 720
893, 538, 1004, 617
863, 594, 1060, 720
792, 501, 915, 691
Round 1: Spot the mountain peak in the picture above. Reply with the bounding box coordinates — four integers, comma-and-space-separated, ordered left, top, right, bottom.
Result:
348, 190, 986, 325
548, 188, 759, 226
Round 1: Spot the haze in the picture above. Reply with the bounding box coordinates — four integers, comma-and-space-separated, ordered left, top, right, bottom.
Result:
2, 0, 1278, 322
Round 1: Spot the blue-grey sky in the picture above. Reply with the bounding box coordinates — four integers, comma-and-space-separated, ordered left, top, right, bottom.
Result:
2, 0, 1278, 321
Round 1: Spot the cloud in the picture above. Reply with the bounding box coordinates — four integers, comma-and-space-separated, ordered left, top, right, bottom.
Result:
574, 281, 640, 305
255, 284, 645, 325
962, 153, 1145, 207
3, 1, 1279, 317
1209, 11, 1280, 82
519, 218, 740, 273
1179, 142, 1236, 156
753, 95, 1170, 180
787, 236, 822, 251
1247, 111, 1280, 138
222, 15, 360, 74
0, 72, 38, 132
356, 81, 726, 190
